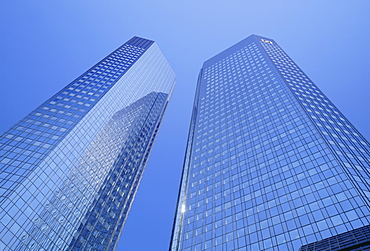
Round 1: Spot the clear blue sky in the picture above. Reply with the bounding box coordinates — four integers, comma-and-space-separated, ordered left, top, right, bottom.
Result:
0, 1, 369, 250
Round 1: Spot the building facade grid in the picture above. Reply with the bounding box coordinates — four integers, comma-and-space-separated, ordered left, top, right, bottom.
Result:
171, 35, 370, 251
0, 37, 175, 251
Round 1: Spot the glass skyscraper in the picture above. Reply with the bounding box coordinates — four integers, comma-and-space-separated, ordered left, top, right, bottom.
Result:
0, 36, 175, 250
170, 35, 370, 250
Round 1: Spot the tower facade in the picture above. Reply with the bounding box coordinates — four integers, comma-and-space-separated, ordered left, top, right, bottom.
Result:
0, 37, 175, 250
171, 35, 370, 250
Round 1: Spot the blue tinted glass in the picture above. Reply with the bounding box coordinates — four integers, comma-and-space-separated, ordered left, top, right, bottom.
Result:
171, 35, 370, 251
0, 37, 175, 250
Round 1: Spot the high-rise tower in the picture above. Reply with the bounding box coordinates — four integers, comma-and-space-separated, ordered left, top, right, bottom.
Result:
170, 35, 370, 250
0, 37, 175, 251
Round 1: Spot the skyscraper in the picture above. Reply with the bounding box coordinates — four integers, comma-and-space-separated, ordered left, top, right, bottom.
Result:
170, 35, 370, 250
0, 36, 175, 251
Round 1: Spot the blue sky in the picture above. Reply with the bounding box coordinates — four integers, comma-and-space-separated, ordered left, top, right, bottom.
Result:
1, 1, 369, 250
